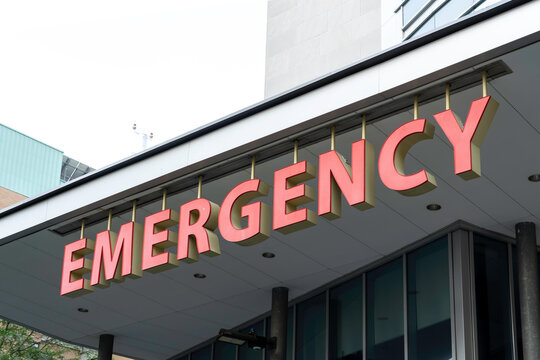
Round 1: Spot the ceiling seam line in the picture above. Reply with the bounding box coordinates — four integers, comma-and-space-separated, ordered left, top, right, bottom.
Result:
404, 105, 536, 219
0, 261, 139, 322
489, 82, 540, 137
306, 142, 428, 238
371, 123, 512, 232
0, 288, 104, 332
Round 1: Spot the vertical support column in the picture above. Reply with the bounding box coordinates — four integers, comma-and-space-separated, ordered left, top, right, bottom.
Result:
98, 334, 114, 360
269, 287, 288, 360
515, 222, 540, 360
325, 290, 330, 360
451, 230, 477, 360
507, 244, 519, 360
403, 254, 409, 360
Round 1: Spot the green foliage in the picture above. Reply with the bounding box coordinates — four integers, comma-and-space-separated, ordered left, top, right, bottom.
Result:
0, 320, 97, 360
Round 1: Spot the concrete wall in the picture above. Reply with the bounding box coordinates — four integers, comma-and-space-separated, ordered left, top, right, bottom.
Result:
265, 0, 382, 97
381, 0, 403, 50
264, 0, 506, 98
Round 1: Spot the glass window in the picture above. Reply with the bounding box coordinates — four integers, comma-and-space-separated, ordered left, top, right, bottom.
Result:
367, 258, 404, 360
265, 308, 293, 360
215, 341, 236, 360
329, 276, 363, 360
239, 321, 264, 360
192, 345, 212, 360
434, 0, 474, 26
287, 308, 293, 360
296, 293, 326, 360
474, 235, 513, 360
407, 0, 487, 39
410, 16, 435, 39
403, 0, 430, 24
407, 238, 452, 360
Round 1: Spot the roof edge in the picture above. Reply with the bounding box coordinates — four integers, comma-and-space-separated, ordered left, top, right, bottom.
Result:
0, 0, 532, 220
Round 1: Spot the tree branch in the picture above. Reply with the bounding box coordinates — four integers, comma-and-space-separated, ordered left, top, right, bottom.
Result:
11, 330, 34, 355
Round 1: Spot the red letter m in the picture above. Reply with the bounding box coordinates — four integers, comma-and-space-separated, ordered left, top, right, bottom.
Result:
90, 222, 143, 288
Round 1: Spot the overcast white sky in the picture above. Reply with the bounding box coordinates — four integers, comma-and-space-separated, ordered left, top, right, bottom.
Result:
0, 1, 268, 169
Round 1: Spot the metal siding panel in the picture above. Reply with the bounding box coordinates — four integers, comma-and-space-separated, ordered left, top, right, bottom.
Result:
0, 124, 63, 197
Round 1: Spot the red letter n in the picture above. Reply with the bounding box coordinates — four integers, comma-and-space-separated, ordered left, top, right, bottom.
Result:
318, 140, 375, 219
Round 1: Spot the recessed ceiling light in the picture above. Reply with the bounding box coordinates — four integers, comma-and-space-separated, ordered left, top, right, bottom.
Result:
426, 203, 442, 211
528, 174, 540, 182
262, 252, 275, 258
77, 308, 89, 313
193, 273, 206, 279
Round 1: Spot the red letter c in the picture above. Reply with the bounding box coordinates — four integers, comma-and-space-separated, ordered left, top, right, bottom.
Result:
379, 119, 437, 196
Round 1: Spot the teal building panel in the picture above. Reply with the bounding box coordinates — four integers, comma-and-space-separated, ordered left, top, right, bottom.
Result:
0, 124, 63, 197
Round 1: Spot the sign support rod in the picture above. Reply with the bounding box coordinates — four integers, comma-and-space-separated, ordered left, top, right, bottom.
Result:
80, 219, 85, 239
107, 210, 112, 231
482, 70, 488, 97
362, 115, 366, 140
446, 84, 451, 110
162, 189, 167, 210
132, 200, 137, 222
